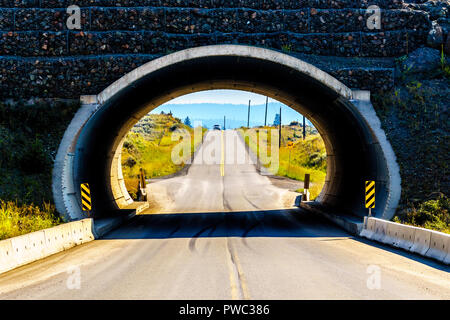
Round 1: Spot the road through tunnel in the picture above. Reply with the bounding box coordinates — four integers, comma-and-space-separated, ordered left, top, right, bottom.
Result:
53, 45, 401, 223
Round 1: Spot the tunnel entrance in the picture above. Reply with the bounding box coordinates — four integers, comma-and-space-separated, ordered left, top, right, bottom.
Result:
53, 45, 400, 222
119, 92, 328, 214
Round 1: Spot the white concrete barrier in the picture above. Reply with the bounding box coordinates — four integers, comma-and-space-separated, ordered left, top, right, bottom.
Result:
70, 220, 85, 246
0, 239, 15, 274
11, 232, 37, 267
7, 230, 48, 269
396, 224, 416, 251
425, 231, 450, 263
81, 219, 95, 243
410, 227, 432, 255
384, 222, 416, 251
372, 218, 388, 242
360, 217, 449, 265
381, 221, 400, 247
0, 213, 136, 275
26, 230, 47, 261
136, 202, 150, 214
0, 218, 97, 275
55, 222, 77, 250
44, 224, 69, 255
360, 217, 376, 239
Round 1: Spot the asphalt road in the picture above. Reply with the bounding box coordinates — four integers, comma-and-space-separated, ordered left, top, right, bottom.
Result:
146, 130, 297, 213
0, 131, 448, 299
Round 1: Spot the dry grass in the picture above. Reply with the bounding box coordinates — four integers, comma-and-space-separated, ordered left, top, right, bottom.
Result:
239, 126, 326, 200
121, 113, 206, 199
0, 201, 61, 240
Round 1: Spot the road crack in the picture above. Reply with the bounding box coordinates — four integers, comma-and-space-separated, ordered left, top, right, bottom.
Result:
226, 238, 250, 300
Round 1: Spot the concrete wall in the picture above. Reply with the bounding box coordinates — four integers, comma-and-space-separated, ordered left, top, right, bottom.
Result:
350, 91, 401, 220
52, 101, 100, 221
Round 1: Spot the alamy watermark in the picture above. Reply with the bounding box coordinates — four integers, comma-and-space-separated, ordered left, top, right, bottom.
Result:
66, 5, 81, 30
66, 265, 81, 290
366, 264, 381, 290
366, 5, 382, 30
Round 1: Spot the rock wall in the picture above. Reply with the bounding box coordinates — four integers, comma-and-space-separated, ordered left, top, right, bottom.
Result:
0, 0, 440, 98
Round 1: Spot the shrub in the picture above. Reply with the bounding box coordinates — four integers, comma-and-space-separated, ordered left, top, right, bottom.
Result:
19, 138, 51, 174
395, 194, 450, 234
124, 156, 137, 168
0, 201, 60, 240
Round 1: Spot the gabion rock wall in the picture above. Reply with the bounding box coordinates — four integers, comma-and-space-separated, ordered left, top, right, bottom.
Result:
0, 1, 435, 98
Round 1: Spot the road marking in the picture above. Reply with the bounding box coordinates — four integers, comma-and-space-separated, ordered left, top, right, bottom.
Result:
220, 130, 225, 176
226, 239, 251, 300
225, 242, 240, 300
231, 243, 250, 300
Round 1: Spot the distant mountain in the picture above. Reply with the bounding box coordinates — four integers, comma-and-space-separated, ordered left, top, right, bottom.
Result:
151, 103, 313, 129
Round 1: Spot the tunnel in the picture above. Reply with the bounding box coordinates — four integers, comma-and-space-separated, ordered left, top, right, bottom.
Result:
53, 45, 401, 223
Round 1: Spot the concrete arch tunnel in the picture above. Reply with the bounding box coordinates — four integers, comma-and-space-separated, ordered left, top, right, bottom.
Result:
53, 45, 401, 223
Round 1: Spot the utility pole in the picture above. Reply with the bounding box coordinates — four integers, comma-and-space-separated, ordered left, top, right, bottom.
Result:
303, 115, 306, 140
264, 96, 268, 127
247, 100, 251, 128
279, 106, 282, 149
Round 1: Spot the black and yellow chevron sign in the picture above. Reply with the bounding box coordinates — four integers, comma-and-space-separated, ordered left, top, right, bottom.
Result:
80, 183, 92, 211
365, 180, 375, 209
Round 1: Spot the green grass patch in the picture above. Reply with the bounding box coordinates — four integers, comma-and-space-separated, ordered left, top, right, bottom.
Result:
393, 194, 450, 234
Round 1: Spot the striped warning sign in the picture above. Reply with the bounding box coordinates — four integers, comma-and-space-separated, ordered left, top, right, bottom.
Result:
80, 183, 92, 211
365, 180, 375, 209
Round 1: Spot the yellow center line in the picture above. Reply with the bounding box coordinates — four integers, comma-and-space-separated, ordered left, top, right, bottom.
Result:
226, 239, 251, 300
232, 246, 251, 300
225, 243, 240, 300
221, 130, 225, 176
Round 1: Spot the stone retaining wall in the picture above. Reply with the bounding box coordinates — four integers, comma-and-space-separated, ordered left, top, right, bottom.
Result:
0, 1, 436, 98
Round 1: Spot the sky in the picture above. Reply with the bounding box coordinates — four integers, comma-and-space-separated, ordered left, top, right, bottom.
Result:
150, 89, 312, 129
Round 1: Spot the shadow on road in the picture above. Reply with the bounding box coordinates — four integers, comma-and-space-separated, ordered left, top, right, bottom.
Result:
102, 209, 351, 240
102, 209, 450, 271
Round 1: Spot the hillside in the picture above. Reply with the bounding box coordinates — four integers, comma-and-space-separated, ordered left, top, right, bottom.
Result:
239, 124, 327, 200
0, 99, 79, 239
121, 113, 206, 199
371, 48, 449, 233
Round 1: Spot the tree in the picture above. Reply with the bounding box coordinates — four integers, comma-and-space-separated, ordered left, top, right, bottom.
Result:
184, 116, 192, 127
273, 113, 281, 126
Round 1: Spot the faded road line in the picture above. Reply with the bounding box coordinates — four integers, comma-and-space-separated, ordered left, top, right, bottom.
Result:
226, 238, 250, 300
